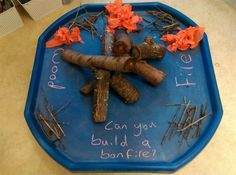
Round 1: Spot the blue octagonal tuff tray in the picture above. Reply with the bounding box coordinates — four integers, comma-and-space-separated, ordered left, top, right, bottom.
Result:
24, 2, 223, 172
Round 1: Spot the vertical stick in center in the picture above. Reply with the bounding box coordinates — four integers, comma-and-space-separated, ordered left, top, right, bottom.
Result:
93, 32, 114, 122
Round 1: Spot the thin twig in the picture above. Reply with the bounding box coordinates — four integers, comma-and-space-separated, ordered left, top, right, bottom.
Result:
45, 102, 65, 137
36, 114, 53, 140
177, 113, 211, 132
38, 117, 68, 125
196, 103, 208, 137
43, 97, 66, 136
161, 105, 181, 144
69, 4, 81, 29
39, 114, 61, 139
54, 101, 71, 115
187, 106, 197, 139
177, 100, 191, 129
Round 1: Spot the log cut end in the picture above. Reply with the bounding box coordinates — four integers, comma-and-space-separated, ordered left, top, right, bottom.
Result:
80, 80, 96, 95
131, 37, 166, 60
110, 73, 140, 104
128, 60, 166, 86
113, 32, 132, 57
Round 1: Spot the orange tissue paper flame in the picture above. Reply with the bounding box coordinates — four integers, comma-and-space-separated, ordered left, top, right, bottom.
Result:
46, 27, 83, 48
161, 26, 205, 52
105, 0, 142, 33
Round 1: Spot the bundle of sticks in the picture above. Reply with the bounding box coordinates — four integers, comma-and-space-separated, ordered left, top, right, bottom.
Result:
68, 11, 104, 39
144, 7, 180, 35
35, 96, 69, 148
161, 97, 211, 146
61, 30, 167, 122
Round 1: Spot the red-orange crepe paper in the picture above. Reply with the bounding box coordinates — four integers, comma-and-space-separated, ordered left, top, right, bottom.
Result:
105, 0, 142, 33
46, 27, 83, 48
161, 26, 205, 52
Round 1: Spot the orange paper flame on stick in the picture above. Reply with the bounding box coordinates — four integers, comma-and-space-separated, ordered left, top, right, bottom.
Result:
105, 0, 142, 33
46, 27, 83, 48
161, 26, 205, 52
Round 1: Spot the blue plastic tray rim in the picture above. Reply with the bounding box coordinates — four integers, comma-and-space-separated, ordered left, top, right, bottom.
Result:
24, 2, 223, 172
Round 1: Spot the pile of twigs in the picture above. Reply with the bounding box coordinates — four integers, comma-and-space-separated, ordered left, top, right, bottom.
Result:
35, 96, 70, 149
161, 97, 211, 146
68, 9, 104, 40
144, 7, 180, 35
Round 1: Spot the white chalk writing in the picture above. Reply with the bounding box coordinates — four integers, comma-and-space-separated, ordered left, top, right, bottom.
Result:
91, 134, 128, 147
175, 54, 196, 87
133, 122, 157, 137
142, 139, 151, 148
47, 48, 66, 90
90, 120, 158, 160
105, 121, 128, 131
100, 148, 157, 160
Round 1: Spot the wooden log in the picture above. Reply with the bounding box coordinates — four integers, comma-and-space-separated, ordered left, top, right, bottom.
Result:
112, 30, 132, 56
82, 74, 140, 103
110, 73, 139, 103
102, 32, 114, 56
80, 79, 96, 95
93, 70, 110, 122
131, 37, 166, 60
128, 60, 166, 85
62, 49, 166, 85
62, 50, 129, 72
83, 31, 138, 103
111, 31, 139, 103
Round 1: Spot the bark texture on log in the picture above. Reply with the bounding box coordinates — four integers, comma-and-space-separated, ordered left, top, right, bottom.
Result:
127, 60, 166, 85
110, 73, 139, 103
93, 70, 110, 122
113, 30, 132, 57
62, 50, 130, 72
92, 32, 114, 122
111, 30, 139, 103
131, 37, 166, 60
62, 49, 165, 85
102, 32, 114, 56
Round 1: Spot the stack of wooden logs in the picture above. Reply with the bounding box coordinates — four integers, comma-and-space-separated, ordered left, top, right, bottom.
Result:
61, 30, 166, 122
